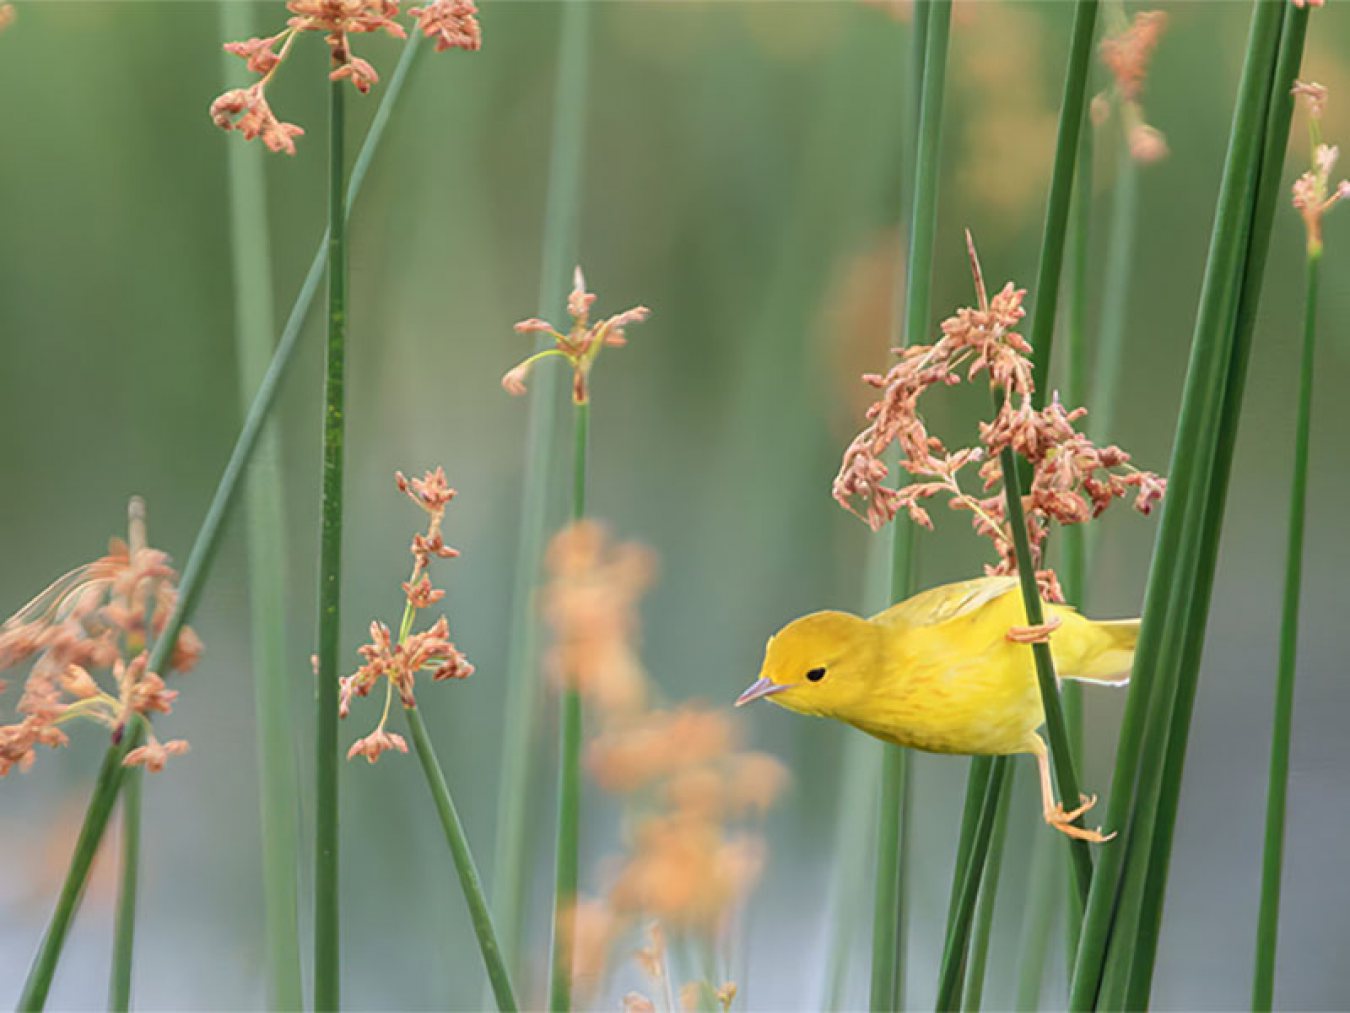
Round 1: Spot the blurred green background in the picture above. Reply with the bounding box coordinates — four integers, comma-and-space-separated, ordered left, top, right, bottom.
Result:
2, 1, 1349, 1009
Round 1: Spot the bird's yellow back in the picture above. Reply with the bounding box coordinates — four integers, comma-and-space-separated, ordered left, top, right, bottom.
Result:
747, 576, 1138, 758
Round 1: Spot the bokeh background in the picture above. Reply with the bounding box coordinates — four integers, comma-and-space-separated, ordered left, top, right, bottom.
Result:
2, 1, 1349, 1009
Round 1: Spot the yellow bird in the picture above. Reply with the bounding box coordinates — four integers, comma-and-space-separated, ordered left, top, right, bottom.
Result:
735, 575, 1138, 842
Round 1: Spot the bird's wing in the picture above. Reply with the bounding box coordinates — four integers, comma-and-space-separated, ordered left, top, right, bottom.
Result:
869, 575, 1021, 630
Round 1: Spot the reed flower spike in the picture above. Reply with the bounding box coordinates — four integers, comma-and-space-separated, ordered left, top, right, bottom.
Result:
504, 267, 651, 404
339, 468, 473, 763
0, 499, 200, 776
542, 523, 787, 994
211, 0, 481, 154
1099, 11, 1170, 164
834, 233, 1164, 600
1291, 82, 1349, 256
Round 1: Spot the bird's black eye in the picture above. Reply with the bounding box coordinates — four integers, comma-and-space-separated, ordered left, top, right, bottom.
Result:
806, 666, 827, 683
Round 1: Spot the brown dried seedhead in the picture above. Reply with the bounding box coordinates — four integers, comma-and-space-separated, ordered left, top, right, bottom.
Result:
211, 0, 482, 154
0, 500, 200, 776
833, 234, 1165, 602
340, 469, 472, 764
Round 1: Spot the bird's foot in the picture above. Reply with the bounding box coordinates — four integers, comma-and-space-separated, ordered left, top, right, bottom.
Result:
1044, 794, 1116, 843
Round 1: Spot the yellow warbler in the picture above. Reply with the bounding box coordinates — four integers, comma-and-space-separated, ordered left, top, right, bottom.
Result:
735, 576, 1137, 842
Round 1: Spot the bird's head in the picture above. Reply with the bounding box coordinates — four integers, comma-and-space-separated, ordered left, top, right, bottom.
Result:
735, 611, 881, 719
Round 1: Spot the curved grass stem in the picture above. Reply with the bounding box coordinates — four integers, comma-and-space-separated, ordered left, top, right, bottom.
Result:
405, 705, 519, 1011
15, 36, 423, 1011
1251, 246, 1318, 1011
108, 767, 142, 1011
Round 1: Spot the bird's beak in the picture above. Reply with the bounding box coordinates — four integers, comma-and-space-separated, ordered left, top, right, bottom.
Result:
734, 677, 790, 708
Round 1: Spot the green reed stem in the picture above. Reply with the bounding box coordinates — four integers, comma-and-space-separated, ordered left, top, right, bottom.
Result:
936, 755, 991, 1010
1027, 0, 1100, 403
1252, 245, 1319, 1011
491, 0, 592, 978
870, 5, 949, 1009
548, 398, 589, 1012
108, 767, 141, 1012
404, 705, 519, 1011
218, 5, 304, 1007
16, 38, 422, 1013
1115, 13, 1308, 1005
313, 77, 348, 1013
1086, 150, 1137, 447
963, 767, 1013, 1012
942, 15, 1099, 991
19, 721, 141, 1011
936, 756, 1011, 1011
1068, 4, 1287, 1006
1013, 799, 1058, 1011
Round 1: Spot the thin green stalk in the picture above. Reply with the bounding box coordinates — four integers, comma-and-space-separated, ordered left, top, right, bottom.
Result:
870, 5, 950, 1009
1013, 801, 1058, 1011
963, 768, 1013, 1012
935, 756, 1011, 1012
16, 38, 422, 1012
108, 767, 141, 1012
1027, 0, 1101, 402
936, 756, 992, 1011
870, 748, 908, 1012
404, 705, 519, 1011
548, 398, 589, 1012
1115, 13, 1309, 1005
491, 0, 592, 978
1252, 248, 1319, 1011
1060, 90, 1093, 967
1068, 4, 1287, 1006
1086, 148, 1138, 447
219, 4, 303, 1007
19, 722, 141, 1012
313, 77, 348, 1013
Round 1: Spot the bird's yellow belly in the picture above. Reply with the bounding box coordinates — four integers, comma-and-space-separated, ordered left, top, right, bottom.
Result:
844, 650, 1045, 756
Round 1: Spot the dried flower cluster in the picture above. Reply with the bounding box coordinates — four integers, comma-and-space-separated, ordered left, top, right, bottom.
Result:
1291, 0, 1325, 8
833, 236, 1165, 602
620, 924, 738, 1013
503, 267, 651, 405
543, 523, 787, 998
210, 0, 481, 154
1098, 11, 1169, 164
0, 502, 201, 776
340, 468, 473, 763
1291, 81, 1350, 256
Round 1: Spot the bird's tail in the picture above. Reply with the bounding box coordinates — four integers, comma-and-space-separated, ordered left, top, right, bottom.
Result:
1054, 617, 1139, 685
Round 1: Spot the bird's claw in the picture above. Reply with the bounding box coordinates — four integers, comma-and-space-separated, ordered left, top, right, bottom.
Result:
1044, 793, 1116, 843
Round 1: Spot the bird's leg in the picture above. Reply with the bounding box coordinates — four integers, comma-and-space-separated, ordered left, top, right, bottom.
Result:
1030, 734, 1115, 843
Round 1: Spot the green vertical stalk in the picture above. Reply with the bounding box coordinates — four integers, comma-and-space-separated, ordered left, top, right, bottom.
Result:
1086, 149, 1138, 446
219, 5, 303, 1008
548, 398, 589, 1012
1115, 12, 1308, 1005
314, 78, 347, 1013
1252, 247, 1319, 1011
1060, 95, 1093, 967
491, 3, 592, 975
16, 40, 422, 1011
404, 705, 519, 1011
1068, 4, 1287, 1006
1013, 808, 1058, 1011
869, 5, 949, 1009
1027, 0, 1101, 402
935, 756, 1011, 1011
963, 767, 1014, 1012
108, 768, 141, 1012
